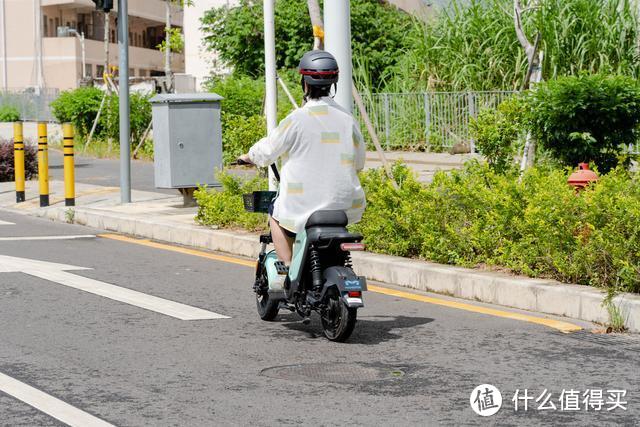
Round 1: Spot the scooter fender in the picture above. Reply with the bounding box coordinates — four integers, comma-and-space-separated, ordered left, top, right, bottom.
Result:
321, 266, 367, 308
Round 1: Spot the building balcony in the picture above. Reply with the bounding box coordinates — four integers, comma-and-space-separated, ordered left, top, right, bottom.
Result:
41, 36, 184, 89
42, 0, 183, 27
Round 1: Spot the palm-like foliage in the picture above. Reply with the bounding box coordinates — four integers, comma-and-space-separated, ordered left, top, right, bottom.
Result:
386, 0, 640, 91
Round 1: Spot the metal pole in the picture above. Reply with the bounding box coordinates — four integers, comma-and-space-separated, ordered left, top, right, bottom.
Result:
324, 0, 352, 112
80, 32, 86, 79
164, 0, 172, 92
118, 0, 131, 203
104, 11, 109, 74
263, 0, 277, 190
0, 0, 8, 90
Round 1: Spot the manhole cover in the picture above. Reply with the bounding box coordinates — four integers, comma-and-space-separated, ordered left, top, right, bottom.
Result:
260, 363, 405, 384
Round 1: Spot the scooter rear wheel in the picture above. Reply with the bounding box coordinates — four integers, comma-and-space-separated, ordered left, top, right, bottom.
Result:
256, 292, 280, 321
321, 293, 357, 342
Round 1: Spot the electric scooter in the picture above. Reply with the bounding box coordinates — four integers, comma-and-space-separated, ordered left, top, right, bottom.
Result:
240, 162, 367, 342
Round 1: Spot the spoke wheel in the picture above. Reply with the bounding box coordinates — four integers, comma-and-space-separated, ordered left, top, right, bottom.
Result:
321, 293, 357, 342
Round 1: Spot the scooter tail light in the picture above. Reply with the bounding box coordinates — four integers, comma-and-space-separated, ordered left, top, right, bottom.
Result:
340, 243, 366, 252
347, 291, 362, 298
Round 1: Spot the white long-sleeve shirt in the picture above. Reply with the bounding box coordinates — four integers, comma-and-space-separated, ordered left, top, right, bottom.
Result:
248, 97, 366, 234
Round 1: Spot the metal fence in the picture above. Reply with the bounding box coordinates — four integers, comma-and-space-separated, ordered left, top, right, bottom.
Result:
354, 91, 517, 151
0, 88, 59, 122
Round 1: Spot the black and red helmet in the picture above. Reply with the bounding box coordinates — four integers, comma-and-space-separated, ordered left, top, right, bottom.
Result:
298, 50, 339, 87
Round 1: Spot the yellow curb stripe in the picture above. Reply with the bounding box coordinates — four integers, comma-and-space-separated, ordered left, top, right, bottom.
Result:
97, 234, 257, 268
368, 285, 582, 333
98, 233, 582, 333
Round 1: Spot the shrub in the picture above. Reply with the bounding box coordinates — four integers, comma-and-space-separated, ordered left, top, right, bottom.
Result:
100, 92, 152, 144
221, 113, 266, 165
50, 87, 104, 137
352, 162, 640, 293
194, 171, 269, 232
0, 105, 20, 122
471, 97, 525, 173
524, 73, 640, 172
0, 139, 38, 182
51, 88, 152, 146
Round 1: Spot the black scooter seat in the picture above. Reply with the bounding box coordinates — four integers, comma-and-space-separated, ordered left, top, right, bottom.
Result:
305, 210, 348, 229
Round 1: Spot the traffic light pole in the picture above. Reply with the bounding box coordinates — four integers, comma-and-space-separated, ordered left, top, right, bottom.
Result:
118, 0, 131, 203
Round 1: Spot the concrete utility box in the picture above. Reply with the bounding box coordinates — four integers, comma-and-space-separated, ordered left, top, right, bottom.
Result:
150, 93, 223, 194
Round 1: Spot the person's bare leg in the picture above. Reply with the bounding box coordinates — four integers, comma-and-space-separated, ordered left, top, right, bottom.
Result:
270, 216, 294, 265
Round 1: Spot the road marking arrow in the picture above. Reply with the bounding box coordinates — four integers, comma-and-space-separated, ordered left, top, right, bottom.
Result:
0, 255, 229, 320
0, 371, 115, 427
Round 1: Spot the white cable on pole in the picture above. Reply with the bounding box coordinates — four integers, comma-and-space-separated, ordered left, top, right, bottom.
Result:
264, 0, 278, 190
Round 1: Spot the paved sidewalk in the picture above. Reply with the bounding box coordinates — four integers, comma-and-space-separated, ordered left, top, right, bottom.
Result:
1, 178, 639, 332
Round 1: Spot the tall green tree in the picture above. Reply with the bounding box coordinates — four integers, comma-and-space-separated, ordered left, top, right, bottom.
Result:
200, 0, 416, 87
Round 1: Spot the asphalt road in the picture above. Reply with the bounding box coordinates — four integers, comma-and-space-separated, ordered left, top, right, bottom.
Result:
0, 211, 639, 426
47, 150, 254, 196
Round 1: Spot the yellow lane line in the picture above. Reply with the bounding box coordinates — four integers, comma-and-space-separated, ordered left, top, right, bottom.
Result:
368, 285, 582, 333
98, 233, 582, 333
98, 234, 256, 268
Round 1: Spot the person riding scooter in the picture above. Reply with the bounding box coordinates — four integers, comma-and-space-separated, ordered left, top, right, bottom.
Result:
238, 50, 366, 266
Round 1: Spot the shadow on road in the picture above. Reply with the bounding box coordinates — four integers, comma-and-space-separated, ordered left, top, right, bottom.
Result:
277, 314, 434, 345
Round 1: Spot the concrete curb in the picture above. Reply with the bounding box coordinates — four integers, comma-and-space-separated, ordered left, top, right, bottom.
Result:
28, 204, 640, 333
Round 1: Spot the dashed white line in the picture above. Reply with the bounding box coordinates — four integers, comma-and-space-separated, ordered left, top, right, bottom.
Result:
0, 220, 15, 225
0, 235, 95, 241
0, 371, 115, 427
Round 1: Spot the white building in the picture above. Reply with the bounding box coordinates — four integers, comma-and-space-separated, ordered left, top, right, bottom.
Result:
184, 0, 235, 91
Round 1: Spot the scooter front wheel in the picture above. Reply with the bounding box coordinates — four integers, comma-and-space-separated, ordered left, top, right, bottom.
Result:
321, 293, 357, 342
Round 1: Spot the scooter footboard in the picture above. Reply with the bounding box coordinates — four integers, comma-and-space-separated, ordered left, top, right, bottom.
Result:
321, 266, 367, 308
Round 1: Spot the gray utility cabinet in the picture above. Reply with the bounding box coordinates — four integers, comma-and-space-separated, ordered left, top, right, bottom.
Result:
150, 93, 223, 189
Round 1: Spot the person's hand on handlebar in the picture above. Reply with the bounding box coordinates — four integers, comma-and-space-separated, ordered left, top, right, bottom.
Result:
235, 154, 254, 166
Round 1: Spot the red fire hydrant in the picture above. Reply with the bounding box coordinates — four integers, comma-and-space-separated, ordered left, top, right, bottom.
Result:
568, 163, 598, 190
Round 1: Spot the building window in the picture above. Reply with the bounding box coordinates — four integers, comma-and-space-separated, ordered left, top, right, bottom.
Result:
49, 19, 54, 37
43, 15, 48, 37
55, 18, 60, 33
96, 65, 105, 78
111, 30, 116, 43
85, 64, 93, 78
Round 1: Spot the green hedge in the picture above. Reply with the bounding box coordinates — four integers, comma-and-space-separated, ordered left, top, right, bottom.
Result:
50, 87, 151, 144
195, 163, 640, 294
0, 105, 20, 122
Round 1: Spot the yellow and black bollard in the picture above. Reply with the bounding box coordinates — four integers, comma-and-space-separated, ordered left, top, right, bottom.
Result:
37, 122, 49, 207
13, 122, 26, 203
62, 123, 75, 206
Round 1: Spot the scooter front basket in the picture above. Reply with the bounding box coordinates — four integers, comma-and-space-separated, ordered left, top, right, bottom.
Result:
243, 191, 277, 213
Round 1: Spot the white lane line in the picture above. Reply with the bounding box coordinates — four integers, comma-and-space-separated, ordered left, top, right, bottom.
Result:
0, 371, 115, 427
0, 235, 96, 241
0, 220, 15, 225
0, 255, 230, 320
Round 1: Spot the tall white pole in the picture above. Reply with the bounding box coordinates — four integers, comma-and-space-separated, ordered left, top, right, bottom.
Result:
118, 0, 131, 203
324, 0, 352, 112
263, 0, 277, 190
34, 0, 44, 91
0, 0, 7, 90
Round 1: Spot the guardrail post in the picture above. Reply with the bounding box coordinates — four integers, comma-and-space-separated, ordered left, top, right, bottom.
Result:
13, 122, 25, 203
383, 93, 390, 150
62, 123, 75, 206
37, 122, 49, 207
424, 93, 431, 146
467, 91, 476, 152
